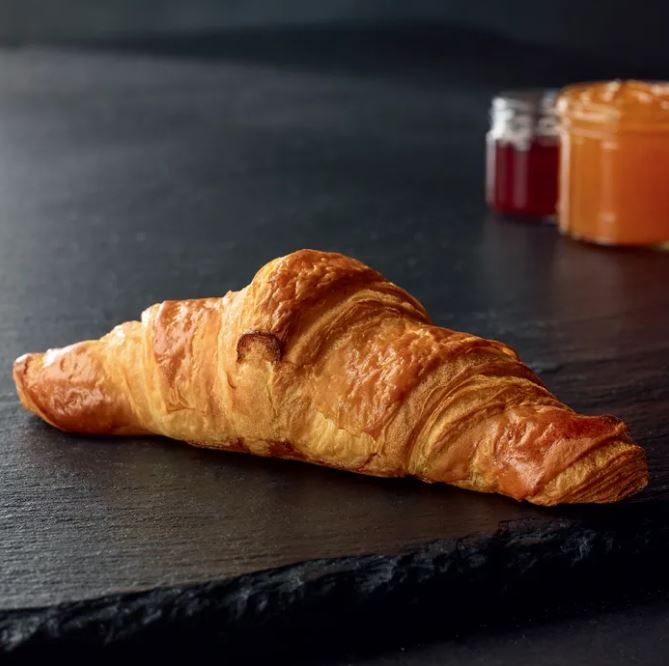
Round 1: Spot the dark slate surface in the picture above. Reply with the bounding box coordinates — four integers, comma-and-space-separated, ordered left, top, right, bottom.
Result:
330, 592, 669, 666
1, 34, 669, 660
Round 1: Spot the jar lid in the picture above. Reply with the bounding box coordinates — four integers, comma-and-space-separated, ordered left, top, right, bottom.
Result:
557, 80, 669, 127
489, 89, 559, 147
492, 89, 559, 117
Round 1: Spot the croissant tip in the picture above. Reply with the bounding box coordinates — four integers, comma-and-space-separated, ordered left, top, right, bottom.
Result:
527, 441, 648, 506
13, 353, 29, 387
13, 352, 30, 374
13, 352, 38, 415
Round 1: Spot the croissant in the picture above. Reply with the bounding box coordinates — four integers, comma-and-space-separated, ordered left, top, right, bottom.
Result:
13, 249, 647, 505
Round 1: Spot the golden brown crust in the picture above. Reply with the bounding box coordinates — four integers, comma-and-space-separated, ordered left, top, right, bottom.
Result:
13, 249, 648, 504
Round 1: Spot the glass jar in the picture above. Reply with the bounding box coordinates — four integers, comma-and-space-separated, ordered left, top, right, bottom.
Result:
557, 80, 669, 246
486, 90, 559, 218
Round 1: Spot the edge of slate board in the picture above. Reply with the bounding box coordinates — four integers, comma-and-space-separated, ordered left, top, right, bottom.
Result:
2, 503, 669, 659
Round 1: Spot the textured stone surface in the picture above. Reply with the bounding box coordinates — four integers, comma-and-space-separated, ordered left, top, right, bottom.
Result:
3, 507, 669, 658
0, 34, 668, 657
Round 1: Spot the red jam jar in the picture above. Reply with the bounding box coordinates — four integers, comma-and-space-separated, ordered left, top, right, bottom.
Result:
486, 90, 560, 218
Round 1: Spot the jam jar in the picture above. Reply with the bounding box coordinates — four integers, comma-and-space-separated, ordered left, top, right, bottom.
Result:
557, 80, 669, 246
486, 89, 560, 218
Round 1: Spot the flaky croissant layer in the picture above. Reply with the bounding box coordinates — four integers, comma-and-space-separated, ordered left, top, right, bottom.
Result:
13, 250, 647, 505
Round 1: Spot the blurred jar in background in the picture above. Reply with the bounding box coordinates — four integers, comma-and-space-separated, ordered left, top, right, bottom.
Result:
486, 90, 559, 219
557, 80, 669, 247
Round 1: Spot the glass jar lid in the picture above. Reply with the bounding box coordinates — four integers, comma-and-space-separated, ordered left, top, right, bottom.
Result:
489, 89, 559, 149
557, 80, 669, 129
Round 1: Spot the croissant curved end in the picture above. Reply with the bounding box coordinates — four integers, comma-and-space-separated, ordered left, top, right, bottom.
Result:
13, 353, 41, 419
528, 440, 648, 506
13, 344, 145, 435
13, 350, 77, 431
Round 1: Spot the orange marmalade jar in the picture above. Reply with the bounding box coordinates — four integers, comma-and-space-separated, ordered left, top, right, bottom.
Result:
557, 80, 669, 246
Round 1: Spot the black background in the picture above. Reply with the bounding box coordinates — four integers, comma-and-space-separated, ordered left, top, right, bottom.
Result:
2, 0, 669, 71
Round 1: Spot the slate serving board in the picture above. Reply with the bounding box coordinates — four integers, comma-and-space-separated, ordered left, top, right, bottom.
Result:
1, 38, 668, 659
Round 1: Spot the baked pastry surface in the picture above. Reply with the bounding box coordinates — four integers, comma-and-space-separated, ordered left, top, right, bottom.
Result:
13, 250, 648, 505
